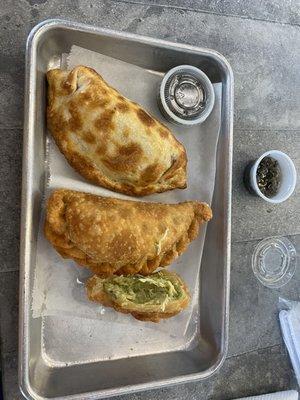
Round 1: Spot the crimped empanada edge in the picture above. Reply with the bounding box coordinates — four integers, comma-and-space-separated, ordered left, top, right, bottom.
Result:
45, 189, 212, 277
46, 66, 187, 197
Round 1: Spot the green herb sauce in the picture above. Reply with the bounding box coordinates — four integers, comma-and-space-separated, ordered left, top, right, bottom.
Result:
256, 156, 281, 198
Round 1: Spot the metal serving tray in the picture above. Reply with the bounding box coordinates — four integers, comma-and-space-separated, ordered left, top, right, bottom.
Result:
19, 19, 233, 400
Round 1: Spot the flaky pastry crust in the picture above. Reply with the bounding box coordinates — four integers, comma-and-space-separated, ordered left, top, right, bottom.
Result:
47, 66, 187, 196
45, 189, 212, 276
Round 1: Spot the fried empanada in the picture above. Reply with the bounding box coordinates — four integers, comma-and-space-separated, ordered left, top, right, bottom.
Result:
47, 66, 187, 196
86, 270, 190, 322
45, 189, 212, 276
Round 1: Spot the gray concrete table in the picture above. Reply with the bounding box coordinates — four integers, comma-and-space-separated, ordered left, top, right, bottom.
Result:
1, 0, 300, 399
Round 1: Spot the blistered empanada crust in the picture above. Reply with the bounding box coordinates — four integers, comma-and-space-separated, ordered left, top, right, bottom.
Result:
45, 189, 212, 276
47, 66, 187, 196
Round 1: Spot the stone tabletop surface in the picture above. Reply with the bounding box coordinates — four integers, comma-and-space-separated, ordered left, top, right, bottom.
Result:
0, 0, 300, 399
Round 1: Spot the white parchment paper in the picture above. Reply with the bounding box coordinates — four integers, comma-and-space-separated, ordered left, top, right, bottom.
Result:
32, 45, 222, 336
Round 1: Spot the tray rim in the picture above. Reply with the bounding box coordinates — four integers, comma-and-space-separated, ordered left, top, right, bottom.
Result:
19, 18, 233, 400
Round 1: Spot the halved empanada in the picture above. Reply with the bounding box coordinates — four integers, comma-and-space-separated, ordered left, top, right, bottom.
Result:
86, 270, 190, 322
47, 66, 187, 196
45, 189, 212, 276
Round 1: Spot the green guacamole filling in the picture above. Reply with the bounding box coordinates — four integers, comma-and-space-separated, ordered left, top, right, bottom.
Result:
103, 271, 185, 309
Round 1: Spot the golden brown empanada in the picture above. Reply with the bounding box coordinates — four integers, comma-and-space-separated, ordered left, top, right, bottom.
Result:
86, 270, 190, 322
47, 66, 187, 196
45, 189, 212, 276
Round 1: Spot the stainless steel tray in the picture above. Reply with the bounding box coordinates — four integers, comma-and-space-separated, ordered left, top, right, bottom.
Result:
19, 19, 233, 400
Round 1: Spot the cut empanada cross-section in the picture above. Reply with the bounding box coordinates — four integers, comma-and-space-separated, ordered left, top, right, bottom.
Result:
86, 270, 190, 322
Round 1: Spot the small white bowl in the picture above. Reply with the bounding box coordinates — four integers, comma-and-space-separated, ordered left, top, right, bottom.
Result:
248, 150, 297, 203
158, 65, 215, 126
